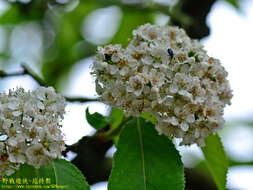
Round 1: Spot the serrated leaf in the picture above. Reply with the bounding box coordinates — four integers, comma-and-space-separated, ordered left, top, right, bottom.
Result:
201, 134, 228, 190
108, 118, 184, 190
0, 159, 90, 190
86, 108, 111, 129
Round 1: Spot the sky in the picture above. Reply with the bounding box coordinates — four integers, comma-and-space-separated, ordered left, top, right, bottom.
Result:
203, 1, 253, 189
203, 0, 253, 120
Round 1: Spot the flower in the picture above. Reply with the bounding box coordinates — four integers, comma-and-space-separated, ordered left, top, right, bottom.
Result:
0, 87, 66, 177
92, 23, 233, 146
126, 75, 145, 96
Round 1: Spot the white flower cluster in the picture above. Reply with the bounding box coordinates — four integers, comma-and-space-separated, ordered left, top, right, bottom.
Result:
0, 87, 66, 177
92, 23, 232, 146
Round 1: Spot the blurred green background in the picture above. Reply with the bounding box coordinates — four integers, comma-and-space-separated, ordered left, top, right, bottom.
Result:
0, 0, 253, 189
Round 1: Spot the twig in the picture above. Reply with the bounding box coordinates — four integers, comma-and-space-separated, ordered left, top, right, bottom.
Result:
0, 70, 24, 77
0, 63, 98, 103
21, 63, 48, 87
65, 96, 97, 103
0, 63, 47, 86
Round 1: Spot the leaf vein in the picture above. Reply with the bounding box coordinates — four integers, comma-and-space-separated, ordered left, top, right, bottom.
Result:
137, 118, 147, 190
52, 161, 59, 190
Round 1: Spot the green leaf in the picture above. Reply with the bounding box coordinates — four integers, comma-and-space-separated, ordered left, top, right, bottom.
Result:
110, 8, 152, 47
86, 107, 111, 129
0, 6, 23, 24
201, 134, 228, 190
109, 107, 124, 129
108, 108, 124, 146
108, 118, 184, 190
42, 1, 97, 86
0, 2, 46, 24
224, 0, 240, 9
141, 112, 157, 124
1, 159, 90, 190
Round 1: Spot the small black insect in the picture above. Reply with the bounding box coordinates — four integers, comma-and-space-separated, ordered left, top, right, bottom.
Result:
167, 48, 173, 59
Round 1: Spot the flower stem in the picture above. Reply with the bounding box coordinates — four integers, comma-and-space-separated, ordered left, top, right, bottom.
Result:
103, 116, 132, 140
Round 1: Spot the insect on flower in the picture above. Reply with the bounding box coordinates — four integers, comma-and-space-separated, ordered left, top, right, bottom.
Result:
93, 24, 233, 146
167, 48, 173, 59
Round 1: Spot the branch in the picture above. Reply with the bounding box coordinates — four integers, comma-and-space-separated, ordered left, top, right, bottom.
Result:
0, 63, 98, 103
0, 63, 48, 87
0, 70, 24, 77
64, 96, 97, 103
21, 63, 48, 87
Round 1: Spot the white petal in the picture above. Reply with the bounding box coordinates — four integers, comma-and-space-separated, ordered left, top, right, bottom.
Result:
186, 114, 195, 123
37, 101, 45, 110
181, 122, 189, 132
119, 67, 129, 76
13, 111, 22, 117
109, 65, 118, 75
170, 83, 178, 93
8, 102, 18, 110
